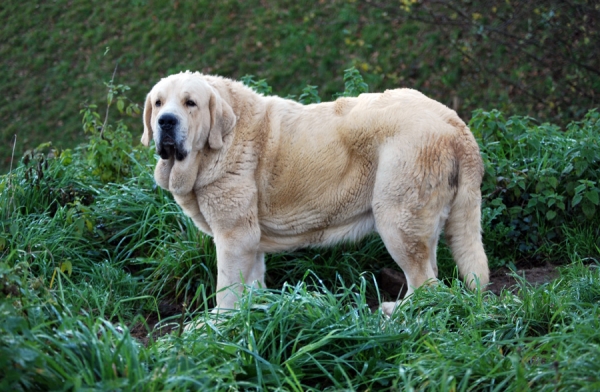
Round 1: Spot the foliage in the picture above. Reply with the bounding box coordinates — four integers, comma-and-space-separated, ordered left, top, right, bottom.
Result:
297, 85, 321, 105
240, 75, 274, 96
473, 109, 600, 265
2, 261, 600, 390
243, 66, 368, 103
81, 75, 144, 183
1, 71, 600, 390
2, 0, 599, 173
334, 66, 369, 98
372, 0, 600, 121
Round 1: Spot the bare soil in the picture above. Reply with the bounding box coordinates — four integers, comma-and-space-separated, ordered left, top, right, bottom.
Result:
486, 264, 560, 295
378, 264, 561, 298
129, 300, 183, 345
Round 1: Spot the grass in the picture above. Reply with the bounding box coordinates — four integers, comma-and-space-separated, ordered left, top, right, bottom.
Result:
2, 151, 599, 391
1, 75, 599, 390
2, 1, 598, 174
3, 260, 600, 390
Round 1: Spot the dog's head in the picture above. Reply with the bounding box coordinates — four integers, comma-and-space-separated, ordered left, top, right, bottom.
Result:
141, 72, 237, 160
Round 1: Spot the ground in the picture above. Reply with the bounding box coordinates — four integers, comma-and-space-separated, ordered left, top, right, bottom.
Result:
129, 264, 561, 343
378, 264, 560, 297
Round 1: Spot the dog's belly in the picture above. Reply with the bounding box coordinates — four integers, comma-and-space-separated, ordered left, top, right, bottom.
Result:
258, 210, 375, 253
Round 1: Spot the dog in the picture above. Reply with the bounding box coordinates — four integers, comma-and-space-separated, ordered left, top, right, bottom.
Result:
141, 71, 489, 315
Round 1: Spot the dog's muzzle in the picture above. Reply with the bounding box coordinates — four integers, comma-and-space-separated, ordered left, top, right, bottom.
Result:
157, 113, 187, 161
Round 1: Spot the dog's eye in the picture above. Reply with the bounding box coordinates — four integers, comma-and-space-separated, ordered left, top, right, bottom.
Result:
185, 100, 196, 107
155, 100, 162, 107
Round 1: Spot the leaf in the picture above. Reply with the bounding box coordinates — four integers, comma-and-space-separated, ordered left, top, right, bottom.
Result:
585, 190, 599, 205
561, 163, 573, 175
10, 222, 19, 237
575, 160, 588, 176
546, 210, 556, 221
117, 98, 125, 113
491, 198, 504, 207
60, 260, 73, 276
581, 201, 596, 219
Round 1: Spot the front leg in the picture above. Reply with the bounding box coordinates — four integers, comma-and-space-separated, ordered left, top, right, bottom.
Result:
213, 222, 263, 311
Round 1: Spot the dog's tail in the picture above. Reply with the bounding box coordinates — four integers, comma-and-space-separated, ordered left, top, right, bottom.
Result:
444, 120, 489, 290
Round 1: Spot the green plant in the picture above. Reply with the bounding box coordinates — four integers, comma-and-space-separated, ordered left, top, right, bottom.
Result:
334, 66, 369, 98
240, 75, 273, 96
81, 73, 143, 183
298, 84, 321, 104
472, 108, 600, 263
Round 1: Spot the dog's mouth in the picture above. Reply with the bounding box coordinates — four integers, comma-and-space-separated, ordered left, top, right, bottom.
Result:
157, 137, 187, 161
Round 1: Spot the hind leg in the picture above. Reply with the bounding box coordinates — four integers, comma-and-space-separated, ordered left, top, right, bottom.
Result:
373, 145, 454, 315
246, 252, 266, 288
375, 204, 443, 315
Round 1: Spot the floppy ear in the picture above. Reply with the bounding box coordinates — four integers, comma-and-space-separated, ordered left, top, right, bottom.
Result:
207, 90, 236, 150
141, 94, 153, 146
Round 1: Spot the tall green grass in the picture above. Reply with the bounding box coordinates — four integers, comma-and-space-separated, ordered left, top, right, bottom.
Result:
1, 73, 599, 390
3, 264, 600, 390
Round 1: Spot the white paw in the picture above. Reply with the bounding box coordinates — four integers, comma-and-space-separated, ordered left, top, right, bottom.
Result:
381, 301, 399, 316
183, 319, 205, 332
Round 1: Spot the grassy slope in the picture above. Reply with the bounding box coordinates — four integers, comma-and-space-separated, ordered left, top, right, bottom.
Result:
4, 0, 598, 173
1, 1, 600, 387
1, 0, 379, 171
1, 88, 599, 389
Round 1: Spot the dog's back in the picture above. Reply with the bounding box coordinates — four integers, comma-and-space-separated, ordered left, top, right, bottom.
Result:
254, 88, 488, 304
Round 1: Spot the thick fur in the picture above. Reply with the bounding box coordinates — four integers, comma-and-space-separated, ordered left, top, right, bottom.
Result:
142, 71, 489, 315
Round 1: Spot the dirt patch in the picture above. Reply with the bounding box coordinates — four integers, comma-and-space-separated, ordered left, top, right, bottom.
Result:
129, 300, 183, 345
378, 264, 561, 298
487, 264, 560, 295
378, 267, 409, 299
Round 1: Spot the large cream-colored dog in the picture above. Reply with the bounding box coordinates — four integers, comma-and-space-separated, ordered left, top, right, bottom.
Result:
141, 71, 489, 315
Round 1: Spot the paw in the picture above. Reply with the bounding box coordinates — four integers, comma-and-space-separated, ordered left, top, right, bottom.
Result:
183, 319, 206, 332
381, 301, 399, 316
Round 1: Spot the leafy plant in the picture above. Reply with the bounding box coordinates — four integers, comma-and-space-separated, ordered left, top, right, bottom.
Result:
298, 84, 321, 104
240, 75, 273, 96
81, 74, 143, 183
334, 66, 369, 98
472, 108, 600, 262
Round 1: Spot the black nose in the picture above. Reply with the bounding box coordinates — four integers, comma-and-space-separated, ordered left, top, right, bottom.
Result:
158, 114, 178, 132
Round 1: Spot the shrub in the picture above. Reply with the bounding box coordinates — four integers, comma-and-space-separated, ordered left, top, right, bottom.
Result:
81, 76, 146, 183
472, 109, 600, 264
